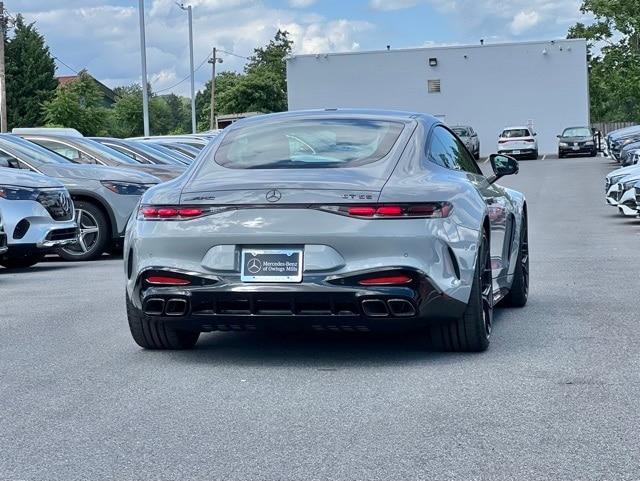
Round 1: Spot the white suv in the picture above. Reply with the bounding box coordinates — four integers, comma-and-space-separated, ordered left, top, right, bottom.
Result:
498, 126, 538, 160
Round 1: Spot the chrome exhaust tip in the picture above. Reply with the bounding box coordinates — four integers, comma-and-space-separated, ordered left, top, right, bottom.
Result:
387, 299, 417, 317
165, 298, 188, 316
143, 298, 165, 316
361, 299, 389, 317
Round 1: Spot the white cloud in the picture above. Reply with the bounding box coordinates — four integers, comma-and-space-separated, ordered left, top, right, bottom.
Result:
369, 0, 419, 12
288, 0, 317, 7
18, 1, 374, 96
510, 10, 541, 35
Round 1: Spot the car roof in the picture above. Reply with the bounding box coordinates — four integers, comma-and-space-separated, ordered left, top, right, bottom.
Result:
502, 126, 531, 130
226, 108, 439, 129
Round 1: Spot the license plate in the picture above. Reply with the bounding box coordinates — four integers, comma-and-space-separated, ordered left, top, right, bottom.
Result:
241, 248, 303, 282
512, 150, 521, 154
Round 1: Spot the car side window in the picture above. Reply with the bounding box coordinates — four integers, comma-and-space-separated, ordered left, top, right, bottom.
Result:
429, 126, 481, 174
0, 150, 19, 169
34, 139, 95, 164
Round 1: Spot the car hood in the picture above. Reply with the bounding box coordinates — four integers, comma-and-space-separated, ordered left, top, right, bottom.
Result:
38, 163, 161, 183
119, 163, 185, 182
0, 168, 64, 188
619, 173, 640, 184
607, 164, 640, 180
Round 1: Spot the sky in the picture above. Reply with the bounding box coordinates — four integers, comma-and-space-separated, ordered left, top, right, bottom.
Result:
9, 0, 591, 96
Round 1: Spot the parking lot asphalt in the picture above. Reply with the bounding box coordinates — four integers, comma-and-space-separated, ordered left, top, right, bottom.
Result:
1, 156, 639, 481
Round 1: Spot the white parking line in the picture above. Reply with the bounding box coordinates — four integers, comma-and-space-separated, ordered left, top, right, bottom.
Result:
542, 154, 547, 160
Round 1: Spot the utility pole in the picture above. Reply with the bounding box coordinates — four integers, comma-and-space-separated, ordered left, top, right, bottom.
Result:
208, 47, 222, 131
138, 0, 150, 136
178, 3, 196, 133
0, 2, 8, 133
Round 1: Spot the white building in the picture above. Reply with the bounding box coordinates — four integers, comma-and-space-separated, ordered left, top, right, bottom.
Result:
286, 39, 589, 156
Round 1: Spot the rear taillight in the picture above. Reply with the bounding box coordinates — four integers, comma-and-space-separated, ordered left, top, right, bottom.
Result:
140, 206, 205, 220
498, 139, 507, 144
322, 203, 452, 219
359, 274, 413, 286
524, 138, 535, 143
146, 275, 190, 286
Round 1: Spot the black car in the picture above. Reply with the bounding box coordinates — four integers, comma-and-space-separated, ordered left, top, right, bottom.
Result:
557, 127, 597, 158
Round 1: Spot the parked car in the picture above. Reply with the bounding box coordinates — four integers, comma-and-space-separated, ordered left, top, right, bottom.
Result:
0, 169, 77, 268
0, 134, 159, 261
557, 126, 597, 158
617, 141, 640, 166
612, 173, 640, 216
19, 134, 184, 182
0, 212, 7, 256
90, 137, 190, 166
151, 142, 200, 160
497, 126, 538, 160
131, 135, 210, 151
451, 125, 480, 159
606, 127, 640, 162
124, 109, 528, 352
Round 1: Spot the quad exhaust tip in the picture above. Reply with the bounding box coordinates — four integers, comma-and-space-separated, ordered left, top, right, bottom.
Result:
165, 298, 188, 316
361, 298, 417, 318
143, 298, 188, 316
143, 298, 165, 316
361, 299, 389, 317
387, 299, 417, 317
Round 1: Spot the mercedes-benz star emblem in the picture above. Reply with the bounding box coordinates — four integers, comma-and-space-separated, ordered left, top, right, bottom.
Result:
247, 258, 262, 274
266, 189, 282, 203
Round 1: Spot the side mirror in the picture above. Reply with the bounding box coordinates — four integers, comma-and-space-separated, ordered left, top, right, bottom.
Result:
488, 153, 519, 183
557, 134, 561, 138
533, 132, 538, 136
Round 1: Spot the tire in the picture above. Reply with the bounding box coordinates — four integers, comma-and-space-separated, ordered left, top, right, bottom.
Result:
530, 150, 538, 160
590, 149, 597, 157
126, 292, 200, 350
0, 255, 42, 269
57, 201, 109, 261
429, 230, 492, 352
503, 213, 529, 307
558, 151, 564, 159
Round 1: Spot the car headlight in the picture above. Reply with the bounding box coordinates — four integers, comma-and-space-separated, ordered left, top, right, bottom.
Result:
559, 142, 568, 147
100, 181, 155, 195
622, 180, 638, 191
0, 185, 39, 200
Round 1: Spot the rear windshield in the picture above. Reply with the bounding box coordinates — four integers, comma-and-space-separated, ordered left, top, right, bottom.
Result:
214, 118, 405, 169
501, 129, 531, 138
562, 127, 592, 137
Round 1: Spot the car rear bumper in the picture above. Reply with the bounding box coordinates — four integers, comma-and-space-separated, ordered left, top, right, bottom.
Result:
559, 146, 595, 155
130, 267, 467, 332
498, 148, 536, 157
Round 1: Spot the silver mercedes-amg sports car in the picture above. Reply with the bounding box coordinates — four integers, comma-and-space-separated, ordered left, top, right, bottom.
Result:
124, 110, 529, 352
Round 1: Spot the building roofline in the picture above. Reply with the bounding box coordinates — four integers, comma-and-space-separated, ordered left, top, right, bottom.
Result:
287, 38, 587, 61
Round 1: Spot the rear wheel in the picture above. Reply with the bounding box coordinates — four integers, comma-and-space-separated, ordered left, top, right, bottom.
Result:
126, 293, 200, 350
430, 230, 492, 352
530, 150, 539, 160
57, 201, 109, 261
503, 213, 529, 307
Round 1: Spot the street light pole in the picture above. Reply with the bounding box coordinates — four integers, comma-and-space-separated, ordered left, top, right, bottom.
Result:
138, 0, 150, 136
208, 47, 223, 131
178, 3, 196, 134
0, 2, 8, 133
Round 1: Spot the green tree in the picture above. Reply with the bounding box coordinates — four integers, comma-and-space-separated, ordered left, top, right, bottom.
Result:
109, 83, 177, 137
5, 15, 58, 129
195, 71, 242, 130
43, 70, 108, 135
569, 0, 640, 121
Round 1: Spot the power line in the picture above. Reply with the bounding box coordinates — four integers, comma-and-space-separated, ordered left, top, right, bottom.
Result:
53, 56, 80, 75
218, 49, 250, 60
153, 52, 210, 93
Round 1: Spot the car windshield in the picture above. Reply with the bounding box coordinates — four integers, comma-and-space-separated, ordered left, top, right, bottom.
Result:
214, 118, 405, 169
452, 127, 469, 137
136, 142, 190, 164
562, 127, 592, 137
0, 135, 72, 164
501, 129, 531, 138
73, 138, 139, 164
